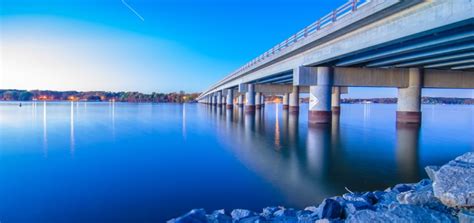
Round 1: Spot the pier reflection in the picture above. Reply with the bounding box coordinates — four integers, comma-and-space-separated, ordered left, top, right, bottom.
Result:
396, 124, 420, 182
207, 103, 422, 207
43, 101, 48, 157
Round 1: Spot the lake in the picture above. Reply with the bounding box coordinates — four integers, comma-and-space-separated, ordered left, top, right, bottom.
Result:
0, 102, 473, 222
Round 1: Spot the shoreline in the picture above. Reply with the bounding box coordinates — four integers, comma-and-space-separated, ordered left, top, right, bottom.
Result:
169, 152, 474, 222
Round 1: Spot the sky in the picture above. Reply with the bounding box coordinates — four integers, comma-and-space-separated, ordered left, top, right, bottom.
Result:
0, 0, 472, 98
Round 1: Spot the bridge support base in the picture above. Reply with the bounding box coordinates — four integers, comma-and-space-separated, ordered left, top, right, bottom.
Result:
245, 84, 256, 114
282, 93, 289, 110
255, 92, 262, 110
245, 105, 255, 114
309, 111, 332, 126
309, 67, 333, 125
289, 86, 299, 114
332, 87, 341, 115
396, 111, 421, 124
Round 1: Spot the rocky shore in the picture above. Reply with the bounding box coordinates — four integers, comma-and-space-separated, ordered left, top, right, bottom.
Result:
168, 152, 474, 223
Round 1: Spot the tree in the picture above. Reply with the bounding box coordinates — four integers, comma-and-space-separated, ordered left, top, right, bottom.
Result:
18, 91, 33, 101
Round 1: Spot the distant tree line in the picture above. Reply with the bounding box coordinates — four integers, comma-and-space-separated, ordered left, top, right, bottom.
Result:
340, 97, 474, 105
0, 89, 200, 103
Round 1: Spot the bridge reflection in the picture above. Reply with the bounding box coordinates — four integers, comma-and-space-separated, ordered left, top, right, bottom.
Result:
205, 104, 421, 207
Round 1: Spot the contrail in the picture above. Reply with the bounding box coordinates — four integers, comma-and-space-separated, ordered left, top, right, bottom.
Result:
121, 0, 144, 21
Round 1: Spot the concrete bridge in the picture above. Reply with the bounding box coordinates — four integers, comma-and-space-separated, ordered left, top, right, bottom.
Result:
198, 0, 474, 125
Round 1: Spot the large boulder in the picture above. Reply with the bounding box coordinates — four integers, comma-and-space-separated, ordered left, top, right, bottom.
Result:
427, 152, 474, 209
317, 198, 343, 219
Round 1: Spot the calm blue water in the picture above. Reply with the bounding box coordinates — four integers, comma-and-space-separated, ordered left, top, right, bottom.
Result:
0, 102, 473, 222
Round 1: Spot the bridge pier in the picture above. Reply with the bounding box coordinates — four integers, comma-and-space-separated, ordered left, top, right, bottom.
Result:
245, 84, 256, 113
289, 86, 299, 114
309, 67, 333, 125
282, 93, 289, 110
226, 89, 233, 109
332, 87, 341, 114
216, 91, 222, 106
256, 92, 262, 109
221, 93, 226, 107
261, 94, 265, 108
237, 94, 244, 107
397, 68, 422, 124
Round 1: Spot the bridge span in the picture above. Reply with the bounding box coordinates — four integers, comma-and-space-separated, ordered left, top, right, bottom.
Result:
198, 0, 474, 125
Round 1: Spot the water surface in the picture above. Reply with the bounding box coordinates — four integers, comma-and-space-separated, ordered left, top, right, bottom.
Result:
0, 102, 473, 222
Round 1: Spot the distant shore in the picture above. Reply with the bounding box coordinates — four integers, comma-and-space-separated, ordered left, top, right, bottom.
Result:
0, 89, 200, 103
1, 89, 473, 105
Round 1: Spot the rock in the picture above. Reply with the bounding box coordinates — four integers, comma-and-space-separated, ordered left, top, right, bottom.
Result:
318, 198, 343, 219
344, 200, 373, 215
296, 210, 319, 223
397, 183, 437, 205
430, 152, 474, 208
168, 209, 207, 223
261, 206, 280, 219
388, 204, 457, 222
343, 193, 368, 203
304, 205, 318, 213
425, 165, 440, 181
269, 208, 298, 222
396, 182, 454, 214
207, 210, 232, 223
372, 190, 386, 202
346, 210, 394, 223
346, 204, 457, 223
236, 215, 265, 223
458, 210, 474, 223
392, 183, 415, 193
416, 178, 432, 187
374, 191, 398, 209
273, 208, 297, 217
230, 209, 256, 220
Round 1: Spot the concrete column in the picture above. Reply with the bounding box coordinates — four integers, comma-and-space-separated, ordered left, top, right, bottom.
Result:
261, 94, 265, 108
211, 95, 216, 106
397, 68, 422, 124
289, 86, 299, 114
255, 92, 262, 109
331, 86, 341, 114
245, 84, 255, 113
309, 66, 333, 125
238, 94, 244, 107
282, 93, 289, 110
216, 91, 222, 106
226, 89, 233, 109
221, 91, 226, 106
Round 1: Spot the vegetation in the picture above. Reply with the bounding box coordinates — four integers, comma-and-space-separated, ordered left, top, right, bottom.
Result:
0, 89, 200, 103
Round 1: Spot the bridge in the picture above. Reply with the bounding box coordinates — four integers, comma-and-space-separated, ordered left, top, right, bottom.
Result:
198, 0, 474, 125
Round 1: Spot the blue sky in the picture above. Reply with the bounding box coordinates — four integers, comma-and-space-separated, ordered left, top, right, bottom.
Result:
1, 0, 472, 98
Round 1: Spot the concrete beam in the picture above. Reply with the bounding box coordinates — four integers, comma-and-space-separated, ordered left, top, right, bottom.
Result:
293, 66, 318, 86
254, 84, 309, 94
424, 69, 474, 89
334, 67, 409, 88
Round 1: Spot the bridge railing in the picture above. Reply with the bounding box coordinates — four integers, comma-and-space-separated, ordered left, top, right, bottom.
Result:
203, 0, 371, 97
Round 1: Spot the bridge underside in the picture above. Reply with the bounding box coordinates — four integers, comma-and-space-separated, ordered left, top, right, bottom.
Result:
241, 21, 474, 88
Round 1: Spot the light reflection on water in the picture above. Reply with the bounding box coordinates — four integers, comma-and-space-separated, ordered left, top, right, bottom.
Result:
0, 102, 472, 222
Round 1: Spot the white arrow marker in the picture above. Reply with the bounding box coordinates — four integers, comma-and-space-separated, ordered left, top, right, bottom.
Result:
121, 0, 144, 21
